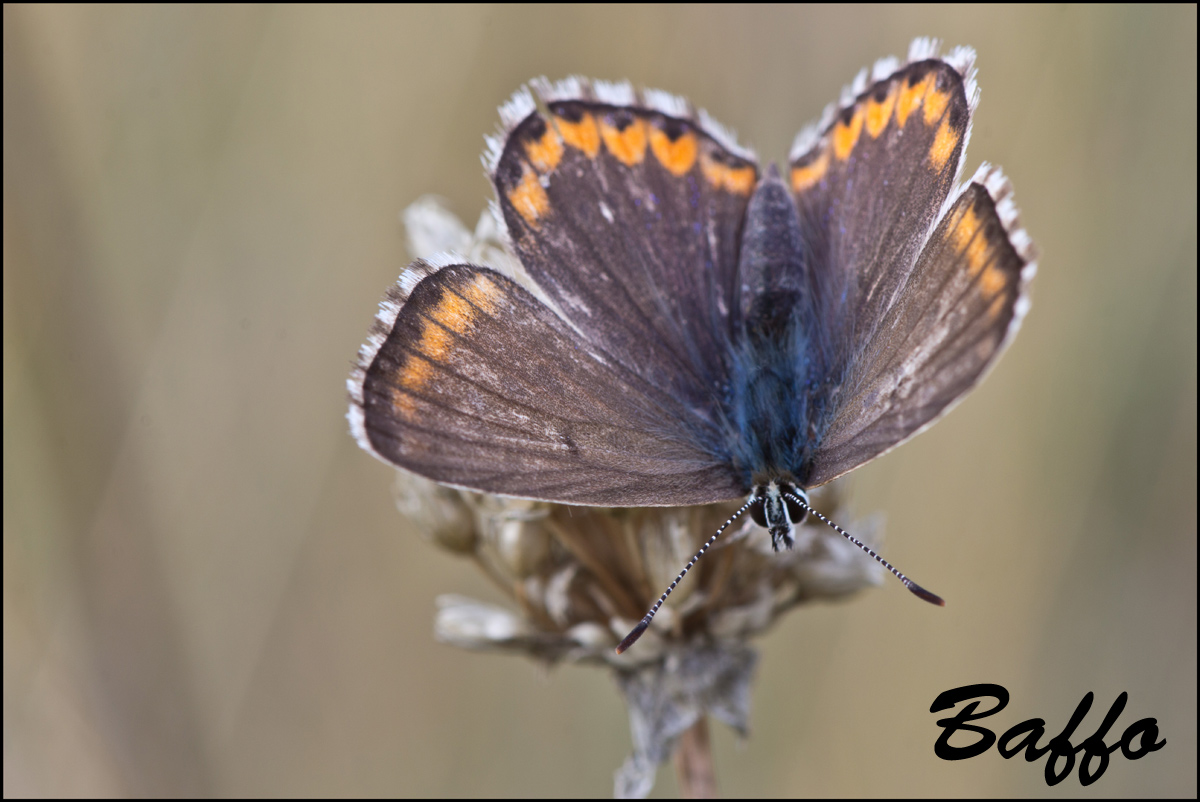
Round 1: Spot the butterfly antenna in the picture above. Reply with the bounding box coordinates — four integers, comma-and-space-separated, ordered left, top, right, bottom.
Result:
785, 492, 945, 607
615, 497, 759, 654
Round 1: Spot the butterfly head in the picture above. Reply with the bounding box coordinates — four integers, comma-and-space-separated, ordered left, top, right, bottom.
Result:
749, 479, 809, 551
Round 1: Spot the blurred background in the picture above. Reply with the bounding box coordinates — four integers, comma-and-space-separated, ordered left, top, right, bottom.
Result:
4, 5, 1195, 797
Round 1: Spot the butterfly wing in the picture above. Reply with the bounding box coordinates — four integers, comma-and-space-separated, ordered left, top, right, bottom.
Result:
490, 79, 758, 411
351, 81, 761, 505
787, 41, 1036, 486
349, 261, 744, 506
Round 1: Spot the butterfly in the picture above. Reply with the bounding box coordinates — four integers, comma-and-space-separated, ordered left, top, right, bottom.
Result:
348, 38, 1036, 651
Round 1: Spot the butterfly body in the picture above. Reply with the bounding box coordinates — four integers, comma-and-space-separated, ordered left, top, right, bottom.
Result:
726, 166, 838, 493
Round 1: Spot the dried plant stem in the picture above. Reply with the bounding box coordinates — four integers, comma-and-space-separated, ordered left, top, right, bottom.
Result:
674, 716, 717, 798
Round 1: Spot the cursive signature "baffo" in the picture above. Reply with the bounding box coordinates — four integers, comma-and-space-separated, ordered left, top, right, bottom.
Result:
930, 683, 1165, 786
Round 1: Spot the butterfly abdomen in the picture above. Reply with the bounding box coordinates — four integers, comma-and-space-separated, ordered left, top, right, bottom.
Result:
726, 318, 831, 489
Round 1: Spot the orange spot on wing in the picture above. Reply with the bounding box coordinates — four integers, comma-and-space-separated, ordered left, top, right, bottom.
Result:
392, 274, 500, 415
700, 152, 755, 194
725, 164, 756, 194
951, 206, 982, 259
554, 112, 600, 158
979, 263, 1008, 302
966, 237, 990, 283
508, 166, 550, 227
524, 125, 563, 173
600, 116, 648, 166
791, 149, 830, 193
923, 85, 951, 126
455, 272, 500, 312
929, 115, 960, 170
896, 73, 933, 127
951, 206, 1003, 302
865, 84, 898, 139
984, 289, 1008, 321
833, 105, 864, 161
649, 126, 698, 175
390, 381, 419, 416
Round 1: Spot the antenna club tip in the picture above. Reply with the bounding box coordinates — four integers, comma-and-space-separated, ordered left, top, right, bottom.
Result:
907, 581, 946, 607
615, 621, 649, 655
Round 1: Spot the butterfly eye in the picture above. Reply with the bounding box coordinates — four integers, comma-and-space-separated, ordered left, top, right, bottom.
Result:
748, 498, 768, 528
784, 494, 808, 525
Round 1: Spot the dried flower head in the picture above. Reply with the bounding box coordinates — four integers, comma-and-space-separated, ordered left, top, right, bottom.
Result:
387, 198, 888, 797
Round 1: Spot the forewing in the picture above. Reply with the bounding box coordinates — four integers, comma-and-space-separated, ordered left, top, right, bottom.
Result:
489, 79, 759, 408
788, 42, 978, 374
348, 261, 745, 506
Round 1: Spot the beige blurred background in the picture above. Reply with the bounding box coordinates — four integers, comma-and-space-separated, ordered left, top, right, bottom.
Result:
4, 5, 1195, 797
